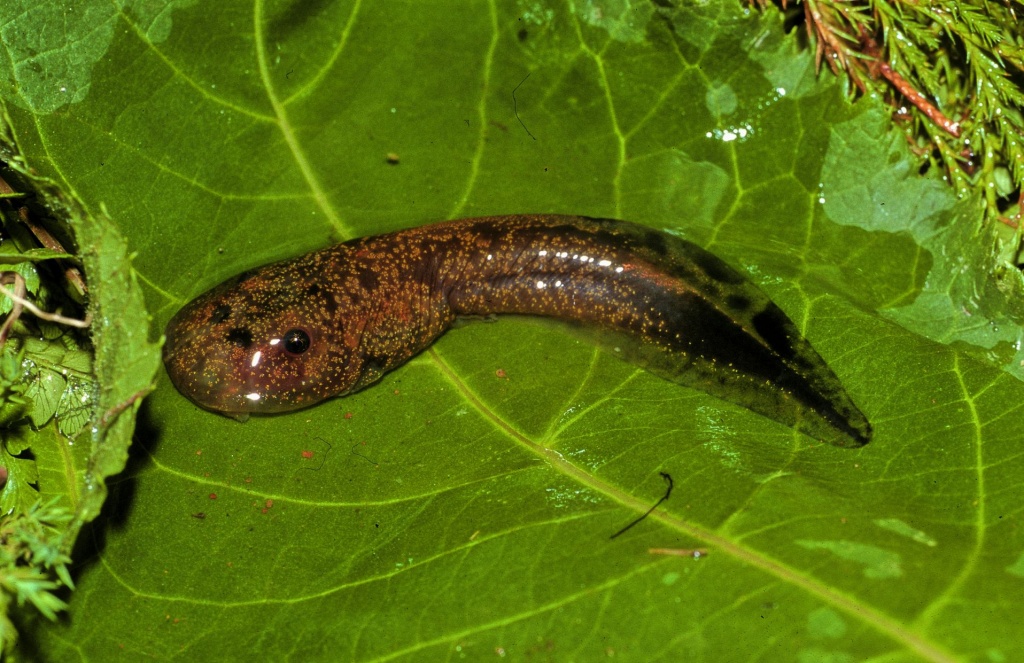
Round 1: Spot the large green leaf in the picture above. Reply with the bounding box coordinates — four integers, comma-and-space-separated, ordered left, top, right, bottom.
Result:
2, 0, 1022, 660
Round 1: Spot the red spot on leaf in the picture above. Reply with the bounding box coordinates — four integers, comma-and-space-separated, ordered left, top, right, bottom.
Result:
209, 493, 217, 500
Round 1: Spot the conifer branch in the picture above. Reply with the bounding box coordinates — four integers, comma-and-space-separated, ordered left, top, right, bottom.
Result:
752, 0, 1024, 236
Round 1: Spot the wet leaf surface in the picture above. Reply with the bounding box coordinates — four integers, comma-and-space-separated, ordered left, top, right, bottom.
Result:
2, 1, 1021, 660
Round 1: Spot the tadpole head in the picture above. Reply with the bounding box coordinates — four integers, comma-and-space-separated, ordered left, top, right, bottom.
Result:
162, 264, 355, 415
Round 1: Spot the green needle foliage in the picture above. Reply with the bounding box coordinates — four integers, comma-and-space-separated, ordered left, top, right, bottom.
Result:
0, 498, 72, 655
0, 175, 93, 653
755, 0, 1024, 232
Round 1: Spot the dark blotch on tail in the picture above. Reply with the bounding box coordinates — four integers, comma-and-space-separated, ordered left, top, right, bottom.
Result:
752, 308, 796, 361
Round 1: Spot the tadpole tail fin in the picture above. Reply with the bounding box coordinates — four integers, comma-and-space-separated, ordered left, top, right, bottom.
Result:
583, 293, 872, 448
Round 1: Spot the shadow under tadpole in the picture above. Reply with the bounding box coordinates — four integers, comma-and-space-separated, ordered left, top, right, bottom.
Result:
66, 403, 162, 593
111, 397, 162, 519
77, 397, 163, 556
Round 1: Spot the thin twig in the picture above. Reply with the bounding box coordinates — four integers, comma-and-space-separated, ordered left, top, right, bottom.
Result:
610, 472, 674, 540
648, 547, 708, 558
512, 73, 537, 141
0, 272, 91, 347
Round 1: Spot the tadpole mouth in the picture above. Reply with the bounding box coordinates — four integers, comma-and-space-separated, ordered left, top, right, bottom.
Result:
162, 299, 226, 411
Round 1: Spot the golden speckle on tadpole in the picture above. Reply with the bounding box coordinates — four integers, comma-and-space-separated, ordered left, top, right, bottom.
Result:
162, 215, 872, 448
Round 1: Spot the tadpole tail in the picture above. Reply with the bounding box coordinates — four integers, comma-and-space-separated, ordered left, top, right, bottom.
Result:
442, 215, 872, 448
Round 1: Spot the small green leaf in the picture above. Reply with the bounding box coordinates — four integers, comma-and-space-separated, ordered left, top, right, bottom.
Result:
0, 431, 38, 514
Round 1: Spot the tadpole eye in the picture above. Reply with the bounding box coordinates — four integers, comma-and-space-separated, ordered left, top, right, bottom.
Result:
283, 329, 311, 355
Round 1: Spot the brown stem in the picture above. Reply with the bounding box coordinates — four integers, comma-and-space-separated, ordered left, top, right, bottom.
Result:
97, 386, 154, 434
879, 62, 961, 137
806, 1, 871, 92
805, 1, 846, 74
17, 207, 88, 298
998, 192, 1024, 230
0, 272, 26, 349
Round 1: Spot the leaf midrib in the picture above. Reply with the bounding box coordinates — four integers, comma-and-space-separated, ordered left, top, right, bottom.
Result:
426, 346, 959, 663
253, 0, 350, 239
